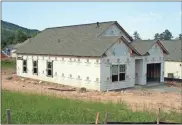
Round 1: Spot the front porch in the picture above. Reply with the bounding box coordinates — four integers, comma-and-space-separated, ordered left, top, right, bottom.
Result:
135, 58, 163, 86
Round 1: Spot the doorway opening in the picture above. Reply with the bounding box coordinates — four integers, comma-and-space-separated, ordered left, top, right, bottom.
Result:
147, 63, 161, 83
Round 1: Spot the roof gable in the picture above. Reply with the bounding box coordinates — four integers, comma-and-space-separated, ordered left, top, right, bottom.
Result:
115, 22, 133, 41
99, 22, 133, 41
131, 40, 169, 56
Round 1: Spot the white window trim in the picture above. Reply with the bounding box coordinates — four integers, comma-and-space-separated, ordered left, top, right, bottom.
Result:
33, 60, 38, 75
46, 61, 53, 77
23, 60, 27, 73
111, 64, 126, 82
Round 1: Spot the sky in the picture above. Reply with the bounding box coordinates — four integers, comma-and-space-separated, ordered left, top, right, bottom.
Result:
2, 2, 182, 39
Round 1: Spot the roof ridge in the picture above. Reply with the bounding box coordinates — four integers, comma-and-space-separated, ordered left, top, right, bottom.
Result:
45, 21, 116, 30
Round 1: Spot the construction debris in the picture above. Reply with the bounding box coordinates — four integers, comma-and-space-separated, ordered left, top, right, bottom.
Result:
48, 87, 76, 92
6, 76, 13, 80
77, 87, 87, 93
21, 78, 25, 81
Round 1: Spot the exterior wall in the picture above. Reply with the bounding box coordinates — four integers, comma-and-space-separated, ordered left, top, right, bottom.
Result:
134, 43, 165, 85
9, 49, 17, 58
100, 40, 135, 91
16, 54, 101, 91
105, 40, 131, 57
135, 59, 143, 85
100, 24, 131, 42
164, 61, 182, 79
11, 53, 17, 58
16, 42, 165, 91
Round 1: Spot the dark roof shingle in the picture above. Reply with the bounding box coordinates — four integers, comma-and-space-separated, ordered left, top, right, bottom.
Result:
131, 40, 157, 55
17, 21, 121, 57
161, 40, 182, 61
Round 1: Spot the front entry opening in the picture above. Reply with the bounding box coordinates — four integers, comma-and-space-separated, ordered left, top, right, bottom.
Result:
147, 63, 161, 83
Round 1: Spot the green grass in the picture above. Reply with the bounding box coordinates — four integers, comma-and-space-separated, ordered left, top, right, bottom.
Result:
1, 60, 16, 69
2, 90, 182, 124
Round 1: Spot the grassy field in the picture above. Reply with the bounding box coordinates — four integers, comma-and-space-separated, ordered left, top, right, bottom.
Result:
1, 90, 182, 124
1, 60, 16, 69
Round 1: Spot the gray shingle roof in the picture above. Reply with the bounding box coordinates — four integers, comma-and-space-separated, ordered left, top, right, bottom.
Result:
7, 44, 16, 49
14, 38, 31, 49
17, 21, 122, 57
131, 40, 169, 56
131, 40, 157, 55
160, 40, 182, 62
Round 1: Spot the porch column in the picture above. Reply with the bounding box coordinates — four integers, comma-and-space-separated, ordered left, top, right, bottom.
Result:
141, 61, 147, 85
160, 62, 164, 82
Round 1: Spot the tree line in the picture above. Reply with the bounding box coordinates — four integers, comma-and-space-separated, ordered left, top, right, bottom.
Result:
133, 30, 182, 40
2, 29, 37, 49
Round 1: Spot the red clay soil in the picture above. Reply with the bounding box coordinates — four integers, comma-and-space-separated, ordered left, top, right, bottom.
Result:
1, 52, 9, 59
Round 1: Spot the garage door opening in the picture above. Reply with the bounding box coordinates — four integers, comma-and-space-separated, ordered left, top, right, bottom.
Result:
147, 63, 161, 83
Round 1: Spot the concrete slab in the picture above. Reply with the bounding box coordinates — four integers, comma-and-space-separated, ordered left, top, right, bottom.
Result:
147, 85, 181, 94
136, 84, 182, 94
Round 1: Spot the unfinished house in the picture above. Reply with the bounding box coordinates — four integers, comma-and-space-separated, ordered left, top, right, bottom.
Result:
161, 40, 182, 80
16, 21, 169, 91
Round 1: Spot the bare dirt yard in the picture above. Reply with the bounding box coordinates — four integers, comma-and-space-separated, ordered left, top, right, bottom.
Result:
1, 69, 182, 113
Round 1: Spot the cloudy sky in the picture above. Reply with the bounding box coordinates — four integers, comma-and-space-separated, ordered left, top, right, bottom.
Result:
2, 2, 181, 39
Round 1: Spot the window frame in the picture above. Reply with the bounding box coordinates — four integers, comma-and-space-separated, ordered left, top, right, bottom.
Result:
23, 59, 27, 73
32, 60, 38, 75
46, 61, 53, 77
168, 73, 174, 78
119, 65, 126, 81
111, 64, 126, 82
111, 65, 118, 82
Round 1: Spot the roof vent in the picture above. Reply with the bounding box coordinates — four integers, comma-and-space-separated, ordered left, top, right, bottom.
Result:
58, 39, 60, 42
96, 22, 99, 28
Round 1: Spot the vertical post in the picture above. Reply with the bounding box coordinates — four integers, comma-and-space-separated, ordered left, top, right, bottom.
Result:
104, 112, 109, 124
6, 109, 11, 124
95, 112, 100, 124
157, 108, 160, 124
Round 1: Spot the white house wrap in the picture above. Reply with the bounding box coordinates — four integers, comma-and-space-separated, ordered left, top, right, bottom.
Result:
16, 21, 169, 91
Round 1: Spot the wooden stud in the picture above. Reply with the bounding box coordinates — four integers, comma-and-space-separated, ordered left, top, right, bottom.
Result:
157, 108, 160, 124
104, 111, 109, 124
6, 109, 11, 124
95, 112, 100, 124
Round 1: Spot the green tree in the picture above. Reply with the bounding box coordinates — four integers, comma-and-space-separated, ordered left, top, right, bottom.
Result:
162, 29, 173, 40
15, 30, 30, 43
133, 31, 141, 40
154, 33, 160, 40
159, 33, 164, 40
179, 33, 182, 40
154, 30, 173, 40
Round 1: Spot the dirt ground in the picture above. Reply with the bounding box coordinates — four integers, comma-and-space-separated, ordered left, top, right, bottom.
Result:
1, 69, 182, 113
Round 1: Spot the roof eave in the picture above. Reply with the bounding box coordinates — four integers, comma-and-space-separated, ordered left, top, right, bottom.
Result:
115, 22, 133, 41
16, 52, 102, 58
156, 40, 170, 55
120, 36, 141, 56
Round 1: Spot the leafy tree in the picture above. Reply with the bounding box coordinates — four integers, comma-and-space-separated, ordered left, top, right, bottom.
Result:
159, 33, 164, 40
153, 29, 173, 40
15, 30, 30, 43
154, 33, 160, 40
133, 31, 141, 40
179, 33, 182, 40
1, 20, 39, 48
162, 29, 173, 40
